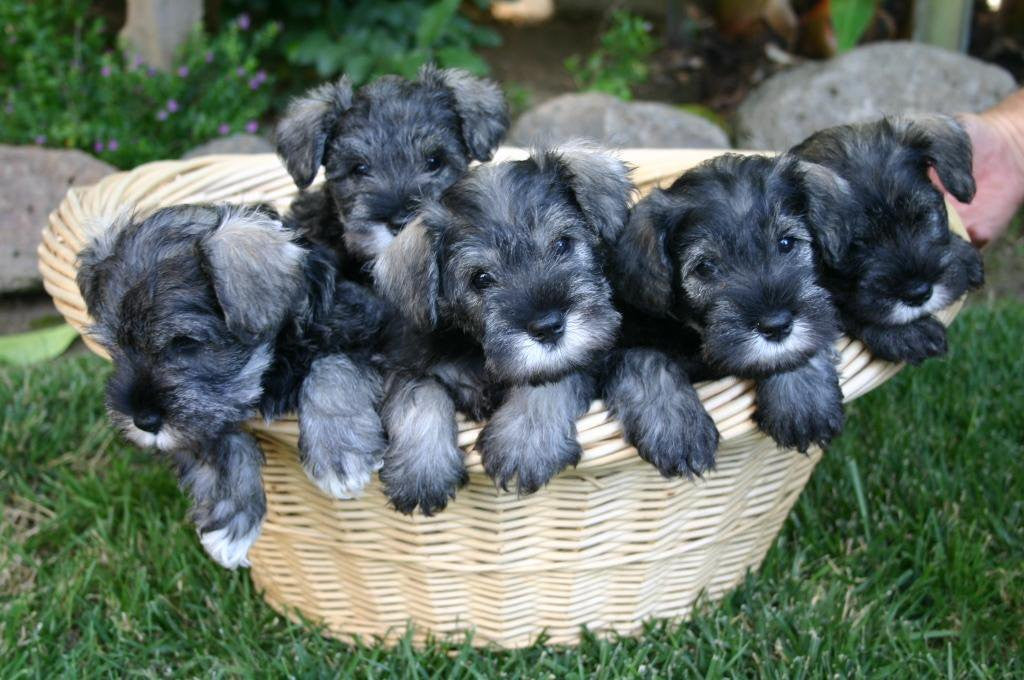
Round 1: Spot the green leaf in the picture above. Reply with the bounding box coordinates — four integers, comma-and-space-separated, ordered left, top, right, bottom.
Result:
832, 0, 876, 53
416, 0, 461, 49
0, 323, 79, 366
436, 46, 490, 75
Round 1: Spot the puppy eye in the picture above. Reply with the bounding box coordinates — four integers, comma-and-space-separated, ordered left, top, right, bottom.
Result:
168, 335, 202, 355
351, 162, 369, 177
693, 258, 716, 278
552, 236, 574, 257
425, 154, 444, 172
471, 270, 496, 291
777, 236, 796, 253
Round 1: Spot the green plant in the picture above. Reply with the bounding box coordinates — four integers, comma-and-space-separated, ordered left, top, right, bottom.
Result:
831, 0, 876, 53
0, 1, 278, 168
565, 11, 660, 100
267, 0, 500, 85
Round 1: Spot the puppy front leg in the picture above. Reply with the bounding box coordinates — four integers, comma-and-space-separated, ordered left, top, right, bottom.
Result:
858, 317, 947, 364
478, 372, 594, 495
754, 348, 844, 453
298, 353, 386, 499
172, 431, 266, 569
604, 348, 719, 477
379, 374, 467, 516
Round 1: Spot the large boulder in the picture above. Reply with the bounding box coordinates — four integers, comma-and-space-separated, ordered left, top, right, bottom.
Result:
182, 133, 275, 158
0, 146, 116, 294
509, 92, 731, 149
736, 41, 1018, 150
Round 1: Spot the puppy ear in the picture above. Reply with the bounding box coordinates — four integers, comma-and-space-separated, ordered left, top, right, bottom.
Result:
542, 142, 634, 244
797, 160, 859, 268
610, 188, 676, 315
76, 212, 131, 319
200, 207, 307, 341
422, 65, 508, 161
891, 114, 976, 203
372, 216, 440, 330
275, 77, 354, 190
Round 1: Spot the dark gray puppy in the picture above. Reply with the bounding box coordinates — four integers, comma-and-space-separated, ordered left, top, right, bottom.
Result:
77, 205, 387, 568
791, 114, 984, 364
372, 144, 631, 514
277, 65, 508, 279
611, 153, 847, 454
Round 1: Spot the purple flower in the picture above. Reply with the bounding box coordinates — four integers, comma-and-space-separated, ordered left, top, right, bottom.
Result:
156, 110, 169, 122
100, 64, 112, 78
244, 120, 259, 134
177, 65, 189, 78
237, 13, 251, 30
107, 139, 119, 152
218, 123, 231, 135
93, 140, 104, 153
235, 66, 246, 77
205, 51, 214, 63
166, 99, 180, 113
34, 135, 47, 145
132, 54, 144, 68
248, 77, 261, 90
147, 67, 157, 77
255, 70, 267, 84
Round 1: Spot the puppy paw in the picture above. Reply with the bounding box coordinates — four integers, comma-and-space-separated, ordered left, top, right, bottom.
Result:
304, 456, 377, 500
863, 317, 947, 364
478, 415, 582, 495
755, 400, 844, 453
199, 524, 261, 570
380, 443, 468, 516
952, 236, 985, 290
754, 352, 844, 453
635, 409, 720, 478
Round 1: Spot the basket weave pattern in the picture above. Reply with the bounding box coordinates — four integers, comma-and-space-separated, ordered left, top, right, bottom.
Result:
37, 149, 964, 647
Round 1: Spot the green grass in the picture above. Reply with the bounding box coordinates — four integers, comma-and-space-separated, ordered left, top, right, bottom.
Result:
2, 301, 1022, 678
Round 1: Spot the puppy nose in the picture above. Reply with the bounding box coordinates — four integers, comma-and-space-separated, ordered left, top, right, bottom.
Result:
903, 281, 933, 307
133, 410, 162, 434
527, 310, 566, 344
756, 310, 794, 342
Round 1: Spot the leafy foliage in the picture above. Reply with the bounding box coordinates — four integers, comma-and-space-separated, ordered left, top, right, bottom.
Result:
229, 0, 501, 86
831, 0, 876, 53
0, 1, 278, 168
565, 11, 660, 101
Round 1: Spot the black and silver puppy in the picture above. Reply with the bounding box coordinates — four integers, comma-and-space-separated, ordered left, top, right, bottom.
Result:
791, 114, 984, 364
77, 205, 387, 568
612, 153, 848, 454
372, 145, 631, 514
276, 65, 508, 278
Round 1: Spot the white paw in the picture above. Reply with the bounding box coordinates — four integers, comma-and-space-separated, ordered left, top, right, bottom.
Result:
199, 523, 261, 570
305, 459, 374, 500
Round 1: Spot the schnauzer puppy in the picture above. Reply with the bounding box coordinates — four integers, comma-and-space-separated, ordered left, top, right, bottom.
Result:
611, 153, 848, 454
77, 204, 388, 568
276, 65, 508, 279
791, 114, 984, 364
371, 144, 631, 514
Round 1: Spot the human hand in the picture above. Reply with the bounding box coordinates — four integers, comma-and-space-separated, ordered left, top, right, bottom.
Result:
932, 92, 1024, 247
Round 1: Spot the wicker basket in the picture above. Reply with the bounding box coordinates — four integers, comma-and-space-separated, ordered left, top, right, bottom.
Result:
37, 148, 966, 648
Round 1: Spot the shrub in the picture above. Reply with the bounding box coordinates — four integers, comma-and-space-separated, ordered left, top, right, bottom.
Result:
565, 11, 659, 101
226, 0, 501, 86
0, 1, 278, 168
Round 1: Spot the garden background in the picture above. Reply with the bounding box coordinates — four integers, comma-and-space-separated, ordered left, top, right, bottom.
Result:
1, 1, 1021, 676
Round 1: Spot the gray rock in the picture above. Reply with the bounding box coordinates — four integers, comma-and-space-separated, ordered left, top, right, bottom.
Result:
509, 92, 731, 149
119, 0, 203, 71
736, 41, 1018, 150
0, 145, 116, 294
182, 133, 274, 159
